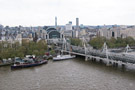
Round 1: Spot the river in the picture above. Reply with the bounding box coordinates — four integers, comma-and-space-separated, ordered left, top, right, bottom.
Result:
0, 57, 135, 90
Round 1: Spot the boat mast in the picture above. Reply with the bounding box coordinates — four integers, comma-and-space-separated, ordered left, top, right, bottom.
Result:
61, 36, 66, 56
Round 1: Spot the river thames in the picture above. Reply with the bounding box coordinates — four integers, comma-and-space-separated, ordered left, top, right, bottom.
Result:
0, 57, 135, 90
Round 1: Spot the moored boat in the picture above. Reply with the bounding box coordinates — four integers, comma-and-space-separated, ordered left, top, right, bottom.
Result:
11, 60, 47, 69
0, 63, 11, 67
0, 58, 13, 67
53, 37, 76, 61
11, 56, 48, 69
53, 55, 75, 61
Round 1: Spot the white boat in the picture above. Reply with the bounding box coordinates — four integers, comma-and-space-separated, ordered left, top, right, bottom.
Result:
53, 37, 76, 61
53, 55, 75, 61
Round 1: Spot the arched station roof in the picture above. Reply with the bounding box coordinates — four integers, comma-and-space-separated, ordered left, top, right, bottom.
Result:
46, 27, 61, 39
46, 27, 57, 33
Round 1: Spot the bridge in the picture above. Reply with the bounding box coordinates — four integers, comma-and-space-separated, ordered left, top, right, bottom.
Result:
56, 37, 135, 68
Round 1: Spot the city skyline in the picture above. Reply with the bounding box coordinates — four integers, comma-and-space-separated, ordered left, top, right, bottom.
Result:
0, 0, 135, 26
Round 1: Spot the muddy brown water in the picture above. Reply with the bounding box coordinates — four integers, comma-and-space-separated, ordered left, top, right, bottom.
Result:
0, 58, 135, 90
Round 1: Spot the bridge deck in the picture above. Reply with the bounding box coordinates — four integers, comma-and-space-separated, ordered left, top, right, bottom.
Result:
62, 50, 134, 65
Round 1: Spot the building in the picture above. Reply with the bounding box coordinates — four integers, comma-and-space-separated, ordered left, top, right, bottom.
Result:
0, 24, 3, 31
99, 26, 121, 39
22, 33, 33, 43
45, 27, 63, 44
55, 17, 57, 28
15, 34, 22, 45
98, 25, 135, 39
69, 21, 72, 24
76, 18, 79, 30
64, 30, 73, 37
120, 26, 135, 39
65, 22, 72, 31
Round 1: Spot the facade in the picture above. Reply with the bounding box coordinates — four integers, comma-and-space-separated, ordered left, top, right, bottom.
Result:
64, 30, 73, 37
80, 29, 87, 36
45, 27, 63, 44
98, 25, 135, 39
66, 23, 72, 30
15, 34, 22, 45
120, 27, 135, 39
99, 26, 121, 39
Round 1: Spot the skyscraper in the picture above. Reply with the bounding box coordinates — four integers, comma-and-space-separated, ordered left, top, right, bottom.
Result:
55, 17, 57, 28
76, 18, 79, 30
69, 21, 72, 24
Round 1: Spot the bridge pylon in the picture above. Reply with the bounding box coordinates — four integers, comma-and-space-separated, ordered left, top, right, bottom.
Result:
102, 42, 109, 60
82, 37, 89, 61
125, 44, 130, 53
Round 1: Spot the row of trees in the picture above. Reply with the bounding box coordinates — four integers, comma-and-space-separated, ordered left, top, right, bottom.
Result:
0, 40, 47, 59
70, 38, 82, 46
89, 36, 135, 49
69, 36, 135, 49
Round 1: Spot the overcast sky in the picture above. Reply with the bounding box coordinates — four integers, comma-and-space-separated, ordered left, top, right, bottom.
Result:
0, 0, 135, 26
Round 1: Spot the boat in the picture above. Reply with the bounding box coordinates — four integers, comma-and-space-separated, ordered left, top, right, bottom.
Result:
53, 37, 76, 61
11, 60, 47, 69
43, 52, 53, 60
0, 63, 11, 67
11, 56, 48, 69
0, 58, 13, 67
53, 55, 75, 61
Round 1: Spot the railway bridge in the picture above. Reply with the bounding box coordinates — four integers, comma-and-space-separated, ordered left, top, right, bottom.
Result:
56, 37, 135, 68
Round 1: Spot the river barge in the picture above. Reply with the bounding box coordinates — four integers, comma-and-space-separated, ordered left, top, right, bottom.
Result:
11, 55, 48, 69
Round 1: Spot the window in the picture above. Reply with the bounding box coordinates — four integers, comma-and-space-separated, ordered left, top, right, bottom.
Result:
112, 32, 115, 37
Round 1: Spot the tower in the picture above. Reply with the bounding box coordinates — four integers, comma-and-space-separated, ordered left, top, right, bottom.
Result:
76, 18, 79, 30
55, 17, 57, 28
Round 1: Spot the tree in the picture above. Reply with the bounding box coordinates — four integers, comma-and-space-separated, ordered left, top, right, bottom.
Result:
70, 38, 82, 46
0, 40, 48, 59
124, 37, 135, 46
89, 36, 106, 49
50, 49, 55, 55
89, 36, 135, 49
106, 37, 116, 48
